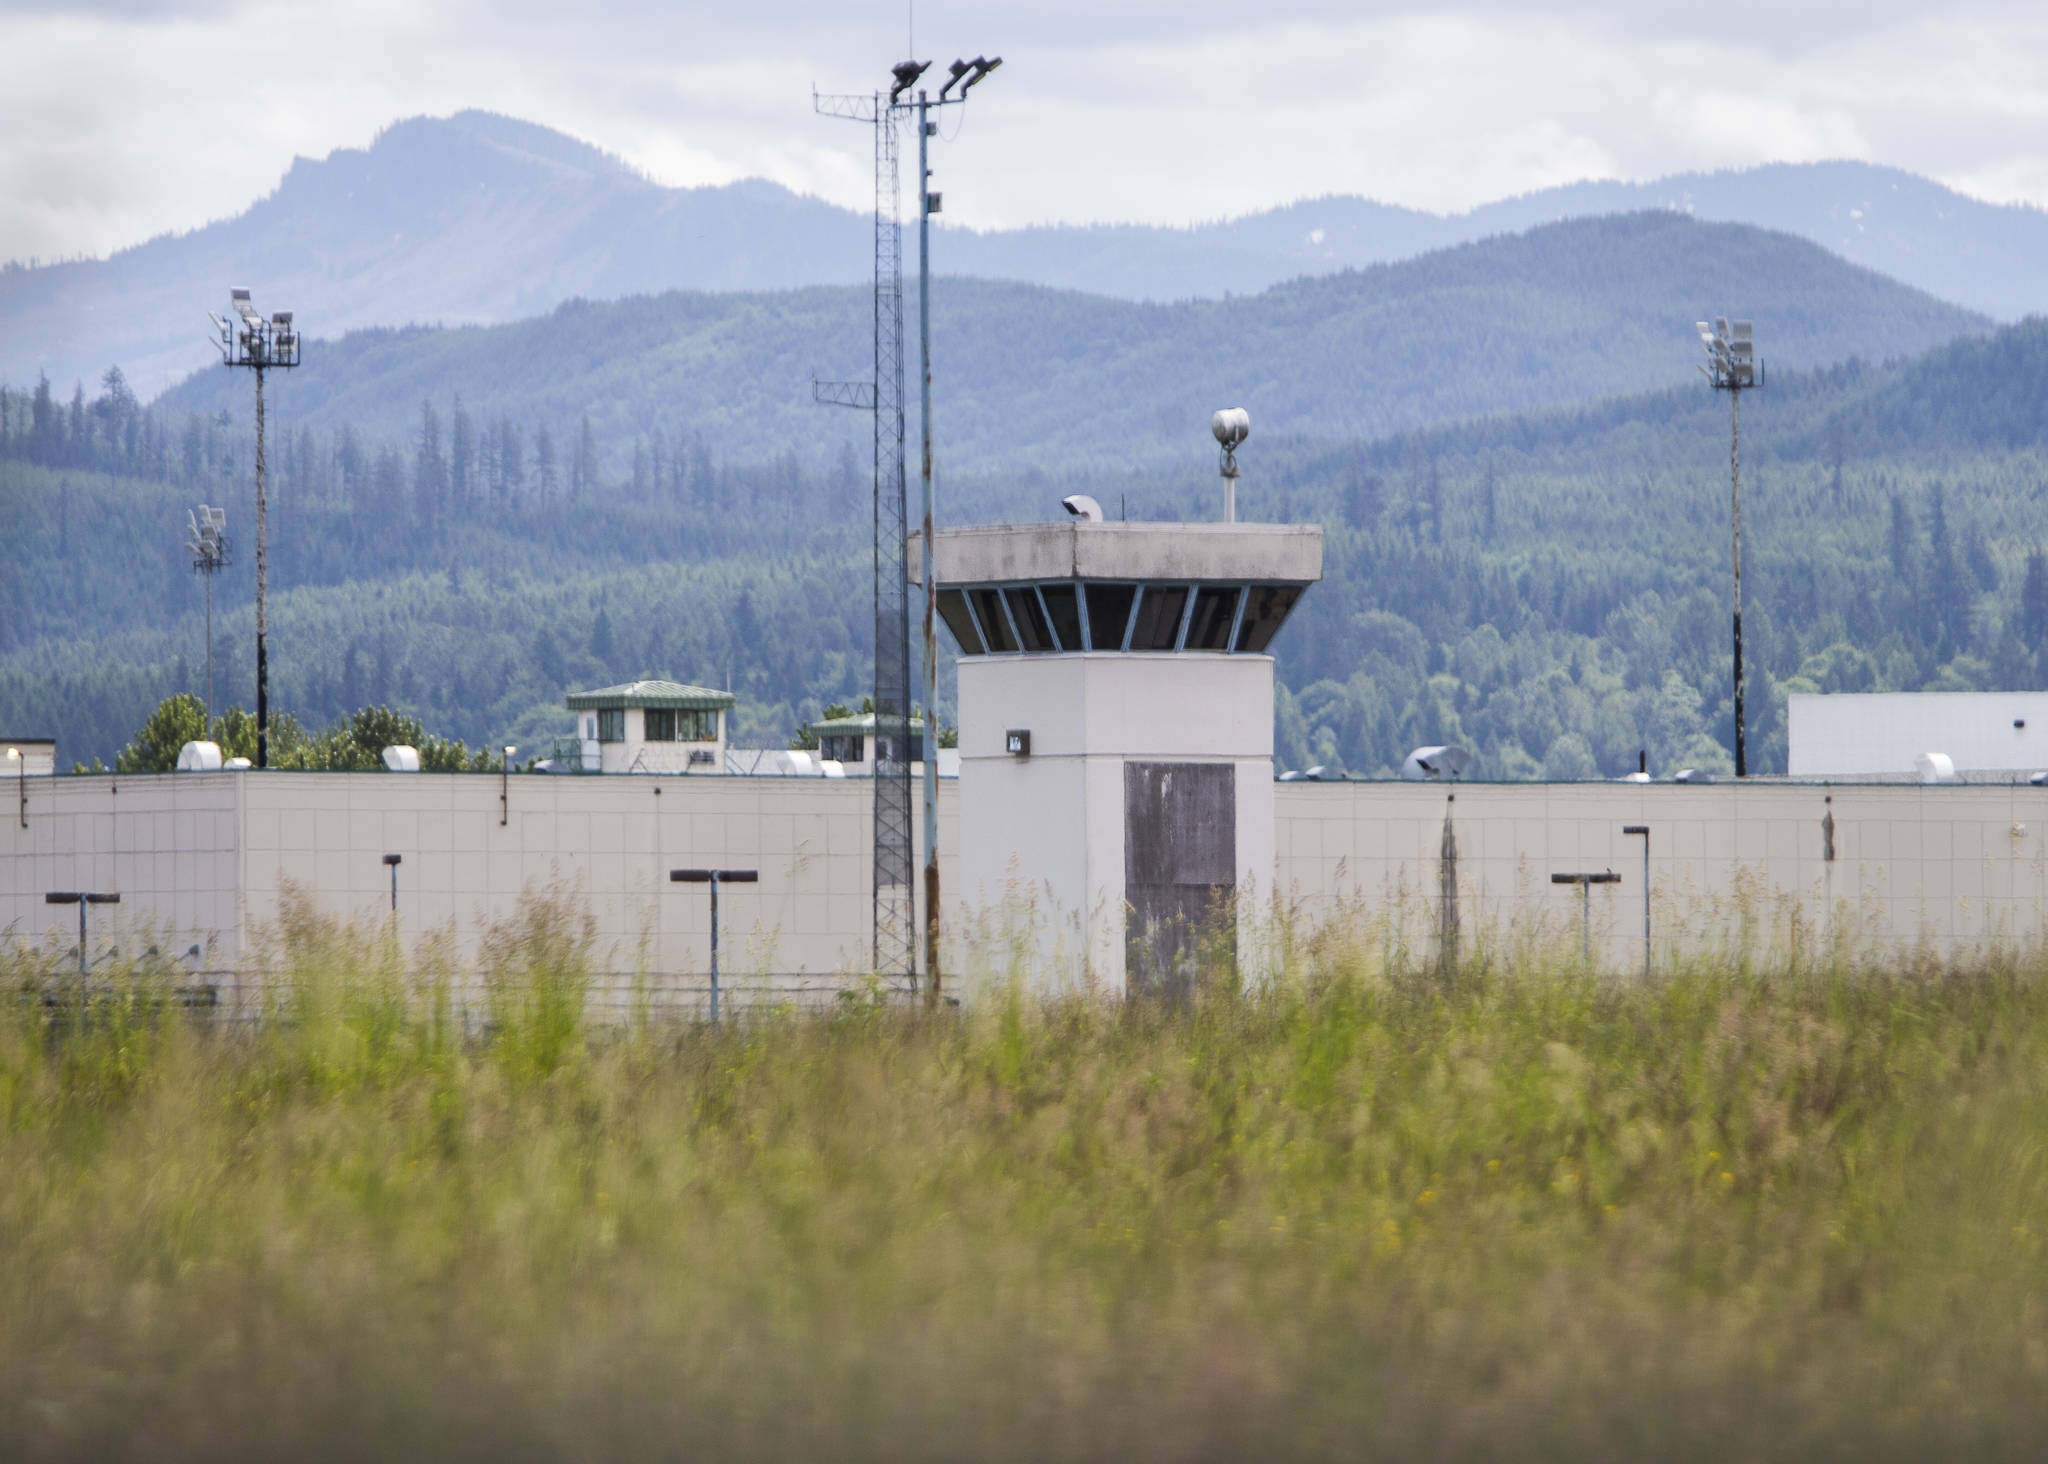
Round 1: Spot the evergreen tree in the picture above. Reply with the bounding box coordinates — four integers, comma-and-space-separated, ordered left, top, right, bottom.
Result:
2022, 550, 2048, 655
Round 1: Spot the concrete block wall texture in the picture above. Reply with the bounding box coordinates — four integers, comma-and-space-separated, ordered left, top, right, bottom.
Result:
1273, 781, 2048, 971
0, 771, 961, 1013
11, 770, 2048, 1011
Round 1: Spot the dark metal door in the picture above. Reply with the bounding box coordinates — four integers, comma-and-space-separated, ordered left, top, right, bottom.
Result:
1124, 762, 1236, 999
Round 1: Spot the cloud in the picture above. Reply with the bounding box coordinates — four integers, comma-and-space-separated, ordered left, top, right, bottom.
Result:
5, 0, 2048, 264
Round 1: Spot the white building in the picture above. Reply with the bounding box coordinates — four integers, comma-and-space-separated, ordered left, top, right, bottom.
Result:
1787, 692, 2048, 778
935, 519, 1323, 998
560, 681, 733, 774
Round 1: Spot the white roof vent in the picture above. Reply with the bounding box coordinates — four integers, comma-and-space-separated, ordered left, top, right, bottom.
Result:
1401, 745, 1470, 781
176, 740, 224, 771
381, 745, 422, 772
1916, 751, 1956, 784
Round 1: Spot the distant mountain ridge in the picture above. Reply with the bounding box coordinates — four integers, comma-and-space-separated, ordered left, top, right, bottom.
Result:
155, 211, 1984, 472
3, 109, 2038, 396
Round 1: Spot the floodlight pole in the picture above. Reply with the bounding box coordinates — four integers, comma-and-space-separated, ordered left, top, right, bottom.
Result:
254, 366, 270, 766
1700, 318, 1761, 779
916, 87, 942, 1007
211, 293, 300, 769
1550, 871, 1619, 963
672, 868, 759, 1024
1729, 386, 1744, 778
45, 891, 119, 976
8, 747, 23, 830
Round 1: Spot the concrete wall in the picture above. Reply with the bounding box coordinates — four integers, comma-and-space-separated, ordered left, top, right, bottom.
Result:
956, 653, 1276, 995
1788, 692, 2048, 776
1275, 780, 2048, 969
1, 770, 958, 1009
12, 767, 2048, 1008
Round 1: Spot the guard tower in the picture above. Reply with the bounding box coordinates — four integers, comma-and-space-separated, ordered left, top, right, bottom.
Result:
933, 519, 1322, 996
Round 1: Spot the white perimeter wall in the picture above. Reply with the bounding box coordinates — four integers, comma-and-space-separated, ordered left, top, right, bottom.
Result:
1276, 780, 2048, 969
1788, 692, 2048, 775
1, 771, 958, 1007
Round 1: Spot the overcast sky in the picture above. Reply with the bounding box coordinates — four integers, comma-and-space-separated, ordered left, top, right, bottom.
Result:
5, 0, 2047, 265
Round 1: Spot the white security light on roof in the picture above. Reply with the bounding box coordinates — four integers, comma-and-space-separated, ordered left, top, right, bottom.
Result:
1211, 407, 1250, 450
1401, 745, 1470, 781
1062, 494, 1105, 522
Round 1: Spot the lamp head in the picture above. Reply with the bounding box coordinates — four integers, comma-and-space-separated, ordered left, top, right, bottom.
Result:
890, 59, 930, 102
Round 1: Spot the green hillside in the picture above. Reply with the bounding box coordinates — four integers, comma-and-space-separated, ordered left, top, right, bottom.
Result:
150, 213, 1985, 474
6, 317, 2047, 777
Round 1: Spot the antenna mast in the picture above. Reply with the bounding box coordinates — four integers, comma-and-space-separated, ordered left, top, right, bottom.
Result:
815, 55, 1002, 1000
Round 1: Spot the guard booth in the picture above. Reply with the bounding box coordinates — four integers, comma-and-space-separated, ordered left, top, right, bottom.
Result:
931, 520, 1322, 997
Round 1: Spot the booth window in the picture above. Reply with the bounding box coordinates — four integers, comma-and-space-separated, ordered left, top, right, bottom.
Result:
1039, 583, 1083, 651
1185, 585, 1242, 651
1129, 585, 1189, 651
937, 589, 985, 654
970, 588, 1018, 653
1005, 587, 1056, 653
644, 709, 676, 741
1234, 584, 1303, 653
1083, 583, 1136, 649
596, 709, 625, 743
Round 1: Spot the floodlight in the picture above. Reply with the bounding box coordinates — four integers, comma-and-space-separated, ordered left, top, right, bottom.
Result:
939, 58, 971, 99
890, 59, 930, 101
963, 56, 1002, 92
1062, 493, 1105, 521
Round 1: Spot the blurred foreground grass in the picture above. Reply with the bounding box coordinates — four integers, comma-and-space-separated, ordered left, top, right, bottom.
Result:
5, 897, 2048, 1461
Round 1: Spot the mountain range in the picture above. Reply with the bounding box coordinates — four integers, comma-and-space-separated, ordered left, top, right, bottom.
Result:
3, 109, 2043, 398
153, 210, 1984, 474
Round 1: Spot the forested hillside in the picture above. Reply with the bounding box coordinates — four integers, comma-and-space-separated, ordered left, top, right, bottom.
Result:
145, 212, 1984, 477
5, 317, 2047, 776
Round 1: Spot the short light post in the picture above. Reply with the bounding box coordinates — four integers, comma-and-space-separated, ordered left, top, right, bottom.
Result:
45, 891, 120, 976
7, 746, 22, 829
382, 853, 402, 913
670, 867, 759, 1024
500, 745, 516, 827
1550, 870, 1621, 963
1622, 825, 1651, 979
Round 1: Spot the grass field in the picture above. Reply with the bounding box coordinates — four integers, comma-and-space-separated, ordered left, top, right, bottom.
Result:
5, 897, 2048, 1461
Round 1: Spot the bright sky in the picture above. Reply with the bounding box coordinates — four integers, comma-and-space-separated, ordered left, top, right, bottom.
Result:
4, 0, 2046, 264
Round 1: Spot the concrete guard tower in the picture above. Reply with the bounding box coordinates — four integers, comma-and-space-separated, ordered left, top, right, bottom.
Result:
931, 519, 1322, 997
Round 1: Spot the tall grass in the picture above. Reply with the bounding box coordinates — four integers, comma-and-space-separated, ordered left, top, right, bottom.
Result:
4, 893, 2048, 1460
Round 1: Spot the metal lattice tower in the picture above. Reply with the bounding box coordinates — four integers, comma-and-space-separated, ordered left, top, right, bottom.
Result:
814, 88, 917, 984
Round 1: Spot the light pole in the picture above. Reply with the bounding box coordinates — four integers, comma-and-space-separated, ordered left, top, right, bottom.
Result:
913, 54, 999, 1006
208, 289, 301, 768
671, 867, 759, 1024
382, 852, 402, 913
1550, 870, 1620, 963
7, 746, 21, 829
1696, 317, 1763, 778
185, 505, 230, 726
45, 891, 120, 976
500, 745, 516, 827
1622, 825, 1650, 979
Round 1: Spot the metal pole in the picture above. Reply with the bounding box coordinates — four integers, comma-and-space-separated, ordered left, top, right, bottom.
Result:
917, 89, 942, 1006
501, 748, 510, 827
1731, 386, 1744, 779
1581, 880, 1592, 962
77, 900, 88, 977
254, 364, 270, 769
709, 872, 721, 1025
1624, 825, 1650, 979
203, 566, 214, 728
